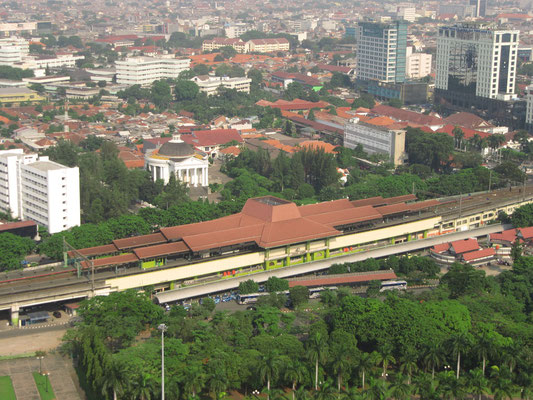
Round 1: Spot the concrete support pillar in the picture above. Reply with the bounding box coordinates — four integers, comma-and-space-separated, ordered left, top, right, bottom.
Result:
10, 304, 19, 327
204, 167, 208, 186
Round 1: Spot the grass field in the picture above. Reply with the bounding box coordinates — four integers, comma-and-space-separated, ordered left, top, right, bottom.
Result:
0, 376, 16, 400
32, 372, 56, 400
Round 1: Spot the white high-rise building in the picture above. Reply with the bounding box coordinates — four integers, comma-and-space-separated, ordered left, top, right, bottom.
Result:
0, 149, 80, 234
406, 48, 432, 78
0, 37, 29, 66
526, 85, 533, 129
436, 24, 519, 100
116, 57, 191, 86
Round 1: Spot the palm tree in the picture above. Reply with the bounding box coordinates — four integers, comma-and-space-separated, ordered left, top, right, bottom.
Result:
452, 126, 465, 150
376, 345, 395, 379
257, 351, 283, 400
207, 371, 228, 400
294, 386, 313, 400
475, 332, 494, 375
331, 347, 351, 392
285, 361, 308, 400
468, 368, 489, 400
398, 349, 418, 385
357, 351, 378, 390
388, 373, 410, 400
490, 366, 516, 400
131, 371, 156, 400
413, 373, 441, 400
447, 333, 470, 379
183, 363, 206, 399
306, 332, 329, 391
100, 360, 124, 400
423, 342, 445, 380
362, 377, 388, 400
502, 341, 521, 374
313, 379, 337, 400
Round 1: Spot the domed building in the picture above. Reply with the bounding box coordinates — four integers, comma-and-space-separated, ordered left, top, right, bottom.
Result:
145, 134, 209, 187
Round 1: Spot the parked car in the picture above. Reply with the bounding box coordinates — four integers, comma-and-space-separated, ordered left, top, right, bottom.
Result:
53, 311, 61, 318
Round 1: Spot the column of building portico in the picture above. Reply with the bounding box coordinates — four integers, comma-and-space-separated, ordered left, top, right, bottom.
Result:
204, 166, 208, 186
193, 168, 198, 187
10, 304, 19, 326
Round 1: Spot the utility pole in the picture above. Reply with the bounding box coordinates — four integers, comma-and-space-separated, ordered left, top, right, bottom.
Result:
488, 170, 492, 193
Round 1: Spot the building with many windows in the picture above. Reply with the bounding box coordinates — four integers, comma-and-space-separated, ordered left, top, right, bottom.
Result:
470, 0, 487, 17
191, 75, 251, 96
344, 117, 406, 166
406, 48, 432, 79
356, 20, 408, 84
526, 85, 533, 131
435, 24, 519, 101
0, 149, 80, 234
116, 57, 191, 86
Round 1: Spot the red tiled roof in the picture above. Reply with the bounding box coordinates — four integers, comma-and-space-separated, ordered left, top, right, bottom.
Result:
518, 227, 533, 239
350, 196, 387, 207
113, 232, 167, 250
450, 238, 479, 254
431, 243, 450, 254
461, 248, 496, 262
0, 220, 37, 231
133, 241, 190, 259
182, 129, 243, 147
371, 105, 443, 126
68, 244, 118, 258
490, 228, 518, 243
289, 270, 397, 287
84, 253, 139, 268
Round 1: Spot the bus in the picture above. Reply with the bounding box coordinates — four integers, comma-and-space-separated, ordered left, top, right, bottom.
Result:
380, 280, 407, 292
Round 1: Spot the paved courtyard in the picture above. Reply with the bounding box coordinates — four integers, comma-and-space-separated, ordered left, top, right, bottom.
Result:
0, 354, 83, 400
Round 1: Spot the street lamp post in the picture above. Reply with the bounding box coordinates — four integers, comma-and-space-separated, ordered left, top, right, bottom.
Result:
45, 372, 50, 392
37, 356, 43, 375
158, 323, 167, 400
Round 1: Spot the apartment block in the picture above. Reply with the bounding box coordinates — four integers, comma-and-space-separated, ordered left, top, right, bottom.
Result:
0, 149, 80, 234
116, 57, 191, 86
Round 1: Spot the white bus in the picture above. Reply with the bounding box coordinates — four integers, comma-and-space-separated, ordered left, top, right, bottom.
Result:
380, 280, 407, 292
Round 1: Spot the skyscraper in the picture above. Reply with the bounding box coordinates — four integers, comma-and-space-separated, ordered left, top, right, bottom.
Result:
356, 20, 408, 84
470, 0, 487, 18
436, 24, 519, 101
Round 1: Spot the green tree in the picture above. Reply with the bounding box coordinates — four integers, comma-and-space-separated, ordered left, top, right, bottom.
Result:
175, 80, 199, 101
150, 80, 172, 109
0, 232, 35, 271
306, 332, 328, 391
239, 279, 259, 294
358, 351, 378, 389
257, 351, 283, 400
468, 369, 489, 400
265, 276, 289, 293
447, 332, 471, 379
440, 263, 487, 298
289, 286, 310, 308
423, 342, 445, 380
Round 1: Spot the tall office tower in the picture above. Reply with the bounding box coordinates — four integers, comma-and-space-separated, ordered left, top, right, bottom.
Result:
526, 85, 533, 130
436, 24, 519, 101
0, 149, 80, 234
356, 20, 408, 84
470, 0, 487, 18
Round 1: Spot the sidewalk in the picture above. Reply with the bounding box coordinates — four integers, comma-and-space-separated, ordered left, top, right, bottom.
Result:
0, 354, 83, 400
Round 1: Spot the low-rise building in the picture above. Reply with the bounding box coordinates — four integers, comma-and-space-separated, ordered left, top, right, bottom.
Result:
191, 75, 251, 96
0, 149, 80, 234
0, 87, 45, 105
202, 38, 246, 53
344, 117, 406, 166
246, 38, 290, 53
116, 57, 191, 86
